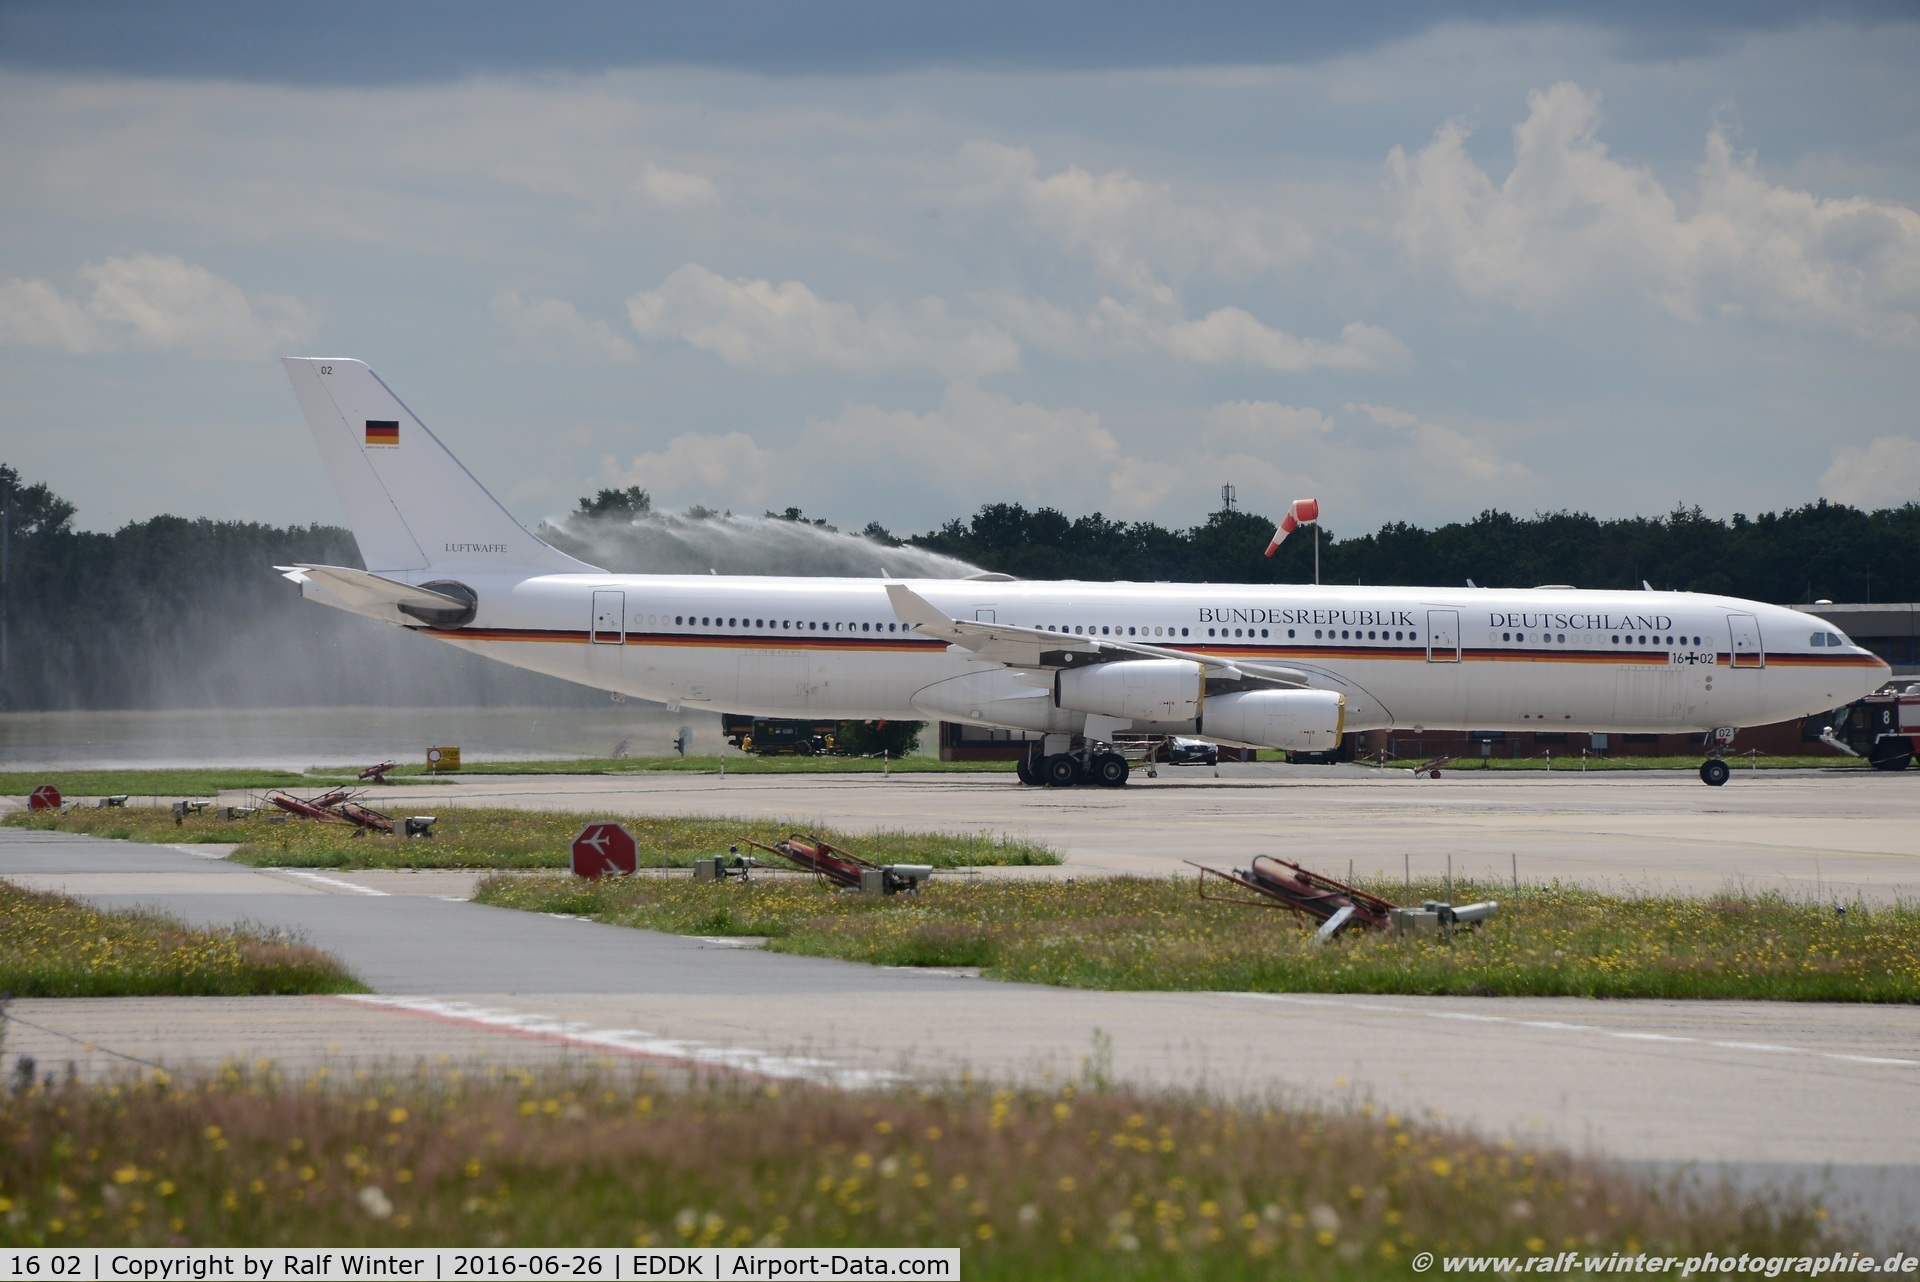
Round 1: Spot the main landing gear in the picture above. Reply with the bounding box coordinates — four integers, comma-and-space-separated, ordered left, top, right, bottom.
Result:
1017, 742, 1131, 788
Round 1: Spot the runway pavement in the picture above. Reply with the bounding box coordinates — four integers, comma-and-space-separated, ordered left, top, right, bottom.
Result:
233, 763, 1920, 902
5, 766, 1920, 1240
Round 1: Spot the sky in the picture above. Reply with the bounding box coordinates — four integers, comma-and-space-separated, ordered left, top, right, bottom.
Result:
2, 1, 1918, 539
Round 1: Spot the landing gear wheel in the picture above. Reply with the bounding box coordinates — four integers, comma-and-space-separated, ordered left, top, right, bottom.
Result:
1043, 754, 1079, 787
1700, 758, 1730, 787
1092, 752, 1130, 787
1015, 750, 1041, 786
1870, 740, 1913, 771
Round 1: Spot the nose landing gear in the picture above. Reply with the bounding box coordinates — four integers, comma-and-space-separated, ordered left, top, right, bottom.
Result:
1699, 726, 1737, 787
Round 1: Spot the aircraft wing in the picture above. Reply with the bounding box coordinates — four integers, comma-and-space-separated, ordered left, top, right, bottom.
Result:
277, 564, 471, 627
885, 583, 1309, 686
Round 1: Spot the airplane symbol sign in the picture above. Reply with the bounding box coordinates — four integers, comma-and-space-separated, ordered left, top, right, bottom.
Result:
570, 822, 638, 879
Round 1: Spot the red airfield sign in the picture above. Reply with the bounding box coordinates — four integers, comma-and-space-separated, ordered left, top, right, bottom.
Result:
28, 784, 61, 811
570, 822, 637, 879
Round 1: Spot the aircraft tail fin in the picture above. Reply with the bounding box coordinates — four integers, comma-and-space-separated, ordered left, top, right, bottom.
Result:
281, 357, 596, 575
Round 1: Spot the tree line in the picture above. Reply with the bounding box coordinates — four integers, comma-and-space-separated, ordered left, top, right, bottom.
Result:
4, 462, 1915, 710
908, 500, 1920, 604
0, 465, 600, 711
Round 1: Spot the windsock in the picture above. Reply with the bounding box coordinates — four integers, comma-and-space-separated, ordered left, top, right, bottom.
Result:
1264, 498, 1319, 557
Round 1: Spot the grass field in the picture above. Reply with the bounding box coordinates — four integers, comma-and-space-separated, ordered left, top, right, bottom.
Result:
0, 879, 363, 997
0, 1068, 1828, 1273
0, 769, 318, 799
2, 806, 1059, 870
473, 874, 1920, 1002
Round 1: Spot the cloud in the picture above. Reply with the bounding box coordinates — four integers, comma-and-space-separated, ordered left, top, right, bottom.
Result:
1342, 401, 1528, 485
984, 292, 1410, 373
608, 381, 1118, 514
604, 384, 1529, 533
0, 254, 314, 358
1161, 312, 1410, 373
491, 290, 636, 363
635, 165, 720, 207
1821, 436, 1920, 509
626, 264, 1020, 377
1181, 399, 1530, 525
1389, 82, 1920, 343
948, 141, 1313, 293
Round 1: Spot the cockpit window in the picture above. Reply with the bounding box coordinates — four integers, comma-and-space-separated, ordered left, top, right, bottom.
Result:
1811, 632, 1826, 647
1828, 632, 1845, 647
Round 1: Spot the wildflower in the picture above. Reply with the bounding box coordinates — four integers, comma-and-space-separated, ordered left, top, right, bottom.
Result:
358, 1187, 394, 1219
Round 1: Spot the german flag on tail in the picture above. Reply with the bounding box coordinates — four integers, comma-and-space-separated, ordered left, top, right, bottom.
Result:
365, 419, 400, 447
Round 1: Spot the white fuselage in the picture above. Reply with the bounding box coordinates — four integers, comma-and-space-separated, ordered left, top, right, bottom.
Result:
405, 573, 1888, 738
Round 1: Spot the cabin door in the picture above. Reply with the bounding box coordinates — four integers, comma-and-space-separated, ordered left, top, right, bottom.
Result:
591, 590, 625, 644
1726, 613, 1764, 669
1425, 609, 1460, 662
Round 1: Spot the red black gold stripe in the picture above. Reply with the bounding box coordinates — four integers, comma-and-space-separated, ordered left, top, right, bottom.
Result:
424, 628, 1885, 669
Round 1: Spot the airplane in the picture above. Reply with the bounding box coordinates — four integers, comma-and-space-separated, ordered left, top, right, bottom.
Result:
278, 358, 1891, 789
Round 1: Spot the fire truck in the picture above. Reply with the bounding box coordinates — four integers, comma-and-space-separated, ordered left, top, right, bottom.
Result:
1825, 685, 1920, 771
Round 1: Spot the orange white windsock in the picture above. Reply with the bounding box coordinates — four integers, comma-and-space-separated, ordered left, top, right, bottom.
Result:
1264, 498, 1319, 557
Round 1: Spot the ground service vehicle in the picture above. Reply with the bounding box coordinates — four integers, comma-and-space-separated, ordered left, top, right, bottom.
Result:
1826, 686, 1920, 771
723, 716, 836, 756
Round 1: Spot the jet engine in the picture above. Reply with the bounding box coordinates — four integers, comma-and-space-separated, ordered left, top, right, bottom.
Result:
1055, 659, 1203, 724
1200, 688, 1345, 751
910, 669, 1084, 734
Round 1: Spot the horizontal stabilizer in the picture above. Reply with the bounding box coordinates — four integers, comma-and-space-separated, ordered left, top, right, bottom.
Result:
277, 564, 476, 628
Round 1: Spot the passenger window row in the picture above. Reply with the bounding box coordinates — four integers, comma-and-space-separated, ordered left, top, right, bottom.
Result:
1039, 625, 1190, 637
670, 616, 910, 633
